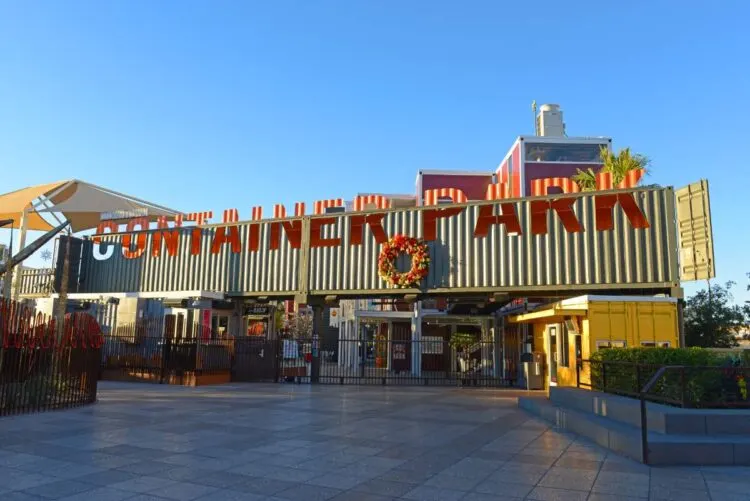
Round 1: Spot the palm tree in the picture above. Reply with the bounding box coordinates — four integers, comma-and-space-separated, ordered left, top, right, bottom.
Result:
572, 146, 650, 191
599, 146, 650, 186
572, 167, 598, 192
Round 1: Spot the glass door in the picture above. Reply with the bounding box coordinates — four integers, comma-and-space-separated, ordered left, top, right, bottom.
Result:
547, 325, 558, 386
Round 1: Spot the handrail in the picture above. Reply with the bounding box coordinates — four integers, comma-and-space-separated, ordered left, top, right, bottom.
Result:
639, 366, 671, 465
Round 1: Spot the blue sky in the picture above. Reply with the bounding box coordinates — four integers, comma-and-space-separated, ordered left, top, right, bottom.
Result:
1, 1, 748, 302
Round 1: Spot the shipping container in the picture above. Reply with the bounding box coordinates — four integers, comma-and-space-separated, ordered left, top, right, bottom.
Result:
77, 186, 679, 299
509, 295, 679, 388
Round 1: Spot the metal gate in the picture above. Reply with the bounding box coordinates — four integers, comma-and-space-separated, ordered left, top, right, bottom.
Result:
231, 338, 280, 382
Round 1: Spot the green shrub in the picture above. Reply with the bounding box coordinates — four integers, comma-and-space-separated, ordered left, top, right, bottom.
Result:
588, 347, 748, 407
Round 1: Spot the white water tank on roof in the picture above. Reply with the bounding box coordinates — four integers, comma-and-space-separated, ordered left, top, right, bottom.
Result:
537, 104, 565, 137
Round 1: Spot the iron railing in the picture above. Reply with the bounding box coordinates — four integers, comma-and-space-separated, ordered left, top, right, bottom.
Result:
0, 299, 101, 416
314, 338, 510, 386
576, 359, 750, 408
101, 336, 232, 383
100, 336, 512, 387
576, 359, 750, 464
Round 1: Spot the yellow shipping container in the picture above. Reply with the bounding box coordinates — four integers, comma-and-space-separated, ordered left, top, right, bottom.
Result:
508, 295, 679, 389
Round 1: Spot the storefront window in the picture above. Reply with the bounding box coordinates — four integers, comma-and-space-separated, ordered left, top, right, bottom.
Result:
525, 142, 605, 163
211, 313, 230, 339
246, 318, 268, 337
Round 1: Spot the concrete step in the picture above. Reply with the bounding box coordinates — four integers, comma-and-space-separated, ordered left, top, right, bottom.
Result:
519, 395, 750, 466
549, 386, 750, 435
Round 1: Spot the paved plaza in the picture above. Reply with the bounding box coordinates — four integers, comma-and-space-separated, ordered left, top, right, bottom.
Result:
1, 383, 750, 501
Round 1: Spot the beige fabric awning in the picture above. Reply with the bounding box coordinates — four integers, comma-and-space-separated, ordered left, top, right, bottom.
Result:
0, 180, 182, 232
0, 181, 70, 230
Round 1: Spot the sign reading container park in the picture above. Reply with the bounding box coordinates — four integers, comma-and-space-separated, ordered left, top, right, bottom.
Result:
79, 187, 684, 299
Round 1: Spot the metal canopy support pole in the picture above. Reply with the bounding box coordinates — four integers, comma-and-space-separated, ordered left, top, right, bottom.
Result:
411, 302, 422, 377
2, 221, 14, 299
311, 303, 323, 383
11, 210, 28, 300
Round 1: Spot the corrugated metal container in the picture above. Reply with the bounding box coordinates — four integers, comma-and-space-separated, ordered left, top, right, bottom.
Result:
80, 223, 301, 294
78, 187, 678, 297
309, 187, 678, 293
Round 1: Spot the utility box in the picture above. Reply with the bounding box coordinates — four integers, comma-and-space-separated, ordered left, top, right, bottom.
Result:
523, 353, 544, 390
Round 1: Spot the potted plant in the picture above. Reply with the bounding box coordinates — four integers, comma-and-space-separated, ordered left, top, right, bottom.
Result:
450, 332, 477, 377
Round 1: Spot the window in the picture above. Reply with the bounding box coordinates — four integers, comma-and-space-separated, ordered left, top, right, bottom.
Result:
596, 340, 626, 350
641, 341, 670, 348
525, 143, 606, 163
560, 324, 570, 368
507, 154, 514, 182
211, 313, 230, 339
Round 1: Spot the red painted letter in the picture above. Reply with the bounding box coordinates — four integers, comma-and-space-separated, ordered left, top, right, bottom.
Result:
310, 217, 341, 248
122, 218, 149, 259
473, 203, 522, 237
530, 198, 583, 235
422, 207, 464, 241
595, 193, 650, 231
211, 226, 241, 254
270, 220, 303, 249
349, 213, 389, 245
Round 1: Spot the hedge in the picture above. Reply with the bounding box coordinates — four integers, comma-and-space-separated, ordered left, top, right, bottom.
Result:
588, 347, 749, 408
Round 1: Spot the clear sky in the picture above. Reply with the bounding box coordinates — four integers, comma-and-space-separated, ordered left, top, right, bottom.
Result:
1, 1, 748, 302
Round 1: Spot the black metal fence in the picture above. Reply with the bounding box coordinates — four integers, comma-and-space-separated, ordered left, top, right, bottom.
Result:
100, 336, 512, 387
577, 359, 750, 408
1, 299, 101, 416
315, 338, 511, 386
101, 336, 232, 383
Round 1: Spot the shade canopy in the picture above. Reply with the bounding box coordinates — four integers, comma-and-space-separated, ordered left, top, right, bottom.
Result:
0, 180, 182, 232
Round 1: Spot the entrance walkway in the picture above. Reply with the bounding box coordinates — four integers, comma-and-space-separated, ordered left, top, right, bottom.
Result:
1, 382, 749, 501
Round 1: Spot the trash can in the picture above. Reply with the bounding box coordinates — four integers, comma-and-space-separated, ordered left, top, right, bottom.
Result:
523, 359, 544, 390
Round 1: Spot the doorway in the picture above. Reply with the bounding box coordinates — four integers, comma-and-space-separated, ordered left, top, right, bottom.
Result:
547, 325, 559, 386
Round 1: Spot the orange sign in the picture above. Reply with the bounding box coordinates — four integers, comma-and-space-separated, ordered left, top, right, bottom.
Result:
94, 190, 649, 260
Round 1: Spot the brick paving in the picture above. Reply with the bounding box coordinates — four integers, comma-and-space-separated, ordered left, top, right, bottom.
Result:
1, 382, 749, 500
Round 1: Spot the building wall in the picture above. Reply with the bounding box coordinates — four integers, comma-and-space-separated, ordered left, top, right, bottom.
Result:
523, 162, 602, 196
418, 173, 493, 202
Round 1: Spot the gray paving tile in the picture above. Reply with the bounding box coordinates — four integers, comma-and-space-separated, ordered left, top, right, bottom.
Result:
353, 478, 416, 497
306, 473, 369, 489
144, 481, 219, 500
461, 494, 523, 501
706, 479, 750, 495
424, 472, 485, 491
233, 476, 300, 496
7, 383, 750, 501
648, 486, 711, 500
592, 480, 649, 498
527, 486, 590, 501
72, 469, 139, 486
329, 491, 398, 501
119, 495, 177, 501
587, 495, 648, 501
402, 485, 466, 501
192, 489, 264, 500
21, 479, 96, 500
2, 492, 50, 501
275, 483, 342, 501
108, 475, 177, 493
473, 478, 534, 498
56, 487, 135, 501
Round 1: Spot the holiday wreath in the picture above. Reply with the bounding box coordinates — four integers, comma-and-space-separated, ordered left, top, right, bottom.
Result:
378, 235, 430, 288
